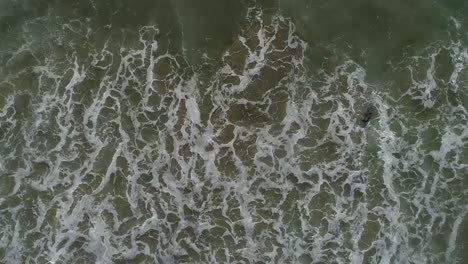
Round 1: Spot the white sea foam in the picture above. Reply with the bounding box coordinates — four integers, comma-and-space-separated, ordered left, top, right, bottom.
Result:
0, 3, 467, 264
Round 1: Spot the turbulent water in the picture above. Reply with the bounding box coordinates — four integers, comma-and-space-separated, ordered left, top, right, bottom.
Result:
0, 0, 467, 263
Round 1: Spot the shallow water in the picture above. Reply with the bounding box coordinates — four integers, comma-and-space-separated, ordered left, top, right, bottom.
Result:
0, 1, 467, 263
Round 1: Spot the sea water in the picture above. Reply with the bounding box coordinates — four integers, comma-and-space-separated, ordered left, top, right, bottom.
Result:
0, 0, 467, 263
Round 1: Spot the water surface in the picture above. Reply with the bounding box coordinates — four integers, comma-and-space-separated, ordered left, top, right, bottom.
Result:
0, 0, 467, 263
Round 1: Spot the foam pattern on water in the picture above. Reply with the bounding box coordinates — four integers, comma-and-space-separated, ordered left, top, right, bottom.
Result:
0, 5, 467, 264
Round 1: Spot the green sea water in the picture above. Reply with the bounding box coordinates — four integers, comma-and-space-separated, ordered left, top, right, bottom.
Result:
0, 0, 467, 263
